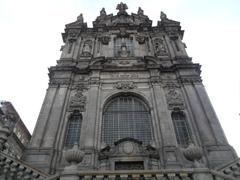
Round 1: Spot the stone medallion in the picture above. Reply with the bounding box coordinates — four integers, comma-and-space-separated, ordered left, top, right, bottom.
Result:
123, 142, 134, 154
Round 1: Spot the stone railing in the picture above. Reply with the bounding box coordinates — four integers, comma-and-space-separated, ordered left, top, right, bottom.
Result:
46, 168, 237, 180
0, 152, 49, 179
216, 158, 240, 179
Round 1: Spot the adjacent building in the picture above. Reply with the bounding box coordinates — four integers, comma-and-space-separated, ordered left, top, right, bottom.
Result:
0, 101, 31, 158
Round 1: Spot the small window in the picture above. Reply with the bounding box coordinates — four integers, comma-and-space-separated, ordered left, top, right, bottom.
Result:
172, 111, 191, 146
65, 111, 82, 147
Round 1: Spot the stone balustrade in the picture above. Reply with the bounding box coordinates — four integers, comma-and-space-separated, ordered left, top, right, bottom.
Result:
0, 152, 49, 179
46, 168, 237, 180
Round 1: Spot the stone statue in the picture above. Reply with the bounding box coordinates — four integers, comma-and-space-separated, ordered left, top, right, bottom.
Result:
116, 2, 128, 15
160, 11, 167, 20
100, 8, 106, 16
119, 44, 129, 57
137, 7, 144, 16
77, 13, 84, 23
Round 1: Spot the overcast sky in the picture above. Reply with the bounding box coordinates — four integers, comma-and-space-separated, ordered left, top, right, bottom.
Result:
0, 0, 240, 155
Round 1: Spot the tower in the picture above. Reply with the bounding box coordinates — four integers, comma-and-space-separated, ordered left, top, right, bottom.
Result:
22, 3, 237, 175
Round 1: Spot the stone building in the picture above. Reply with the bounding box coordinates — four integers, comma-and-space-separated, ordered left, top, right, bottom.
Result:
0, 101, 31, 158
0, 3, 240, 180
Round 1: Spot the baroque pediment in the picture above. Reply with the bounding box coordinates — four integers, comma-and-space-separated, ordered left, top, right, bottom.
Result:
93, 3, 152, 28
99, 138, 159, 160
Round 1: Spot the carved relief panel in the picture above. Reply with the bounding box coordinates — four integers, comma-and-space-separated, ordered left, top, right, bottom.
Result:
153, 37, 168, 56
68, 84, 88, 112
164, 83, 185, 110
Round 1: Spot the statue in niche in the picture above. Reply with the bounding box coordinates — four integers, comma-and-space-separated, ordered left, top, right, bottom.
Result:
100, 8, 106, 16
137, 7, 144, 16
82, 40, 92, 56
154, 38, 167, 56
118, 43, 129, 57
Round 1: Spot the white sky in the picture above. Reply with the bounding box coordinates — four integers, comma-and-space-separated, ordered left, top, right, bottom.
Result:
0, 0, 240, 155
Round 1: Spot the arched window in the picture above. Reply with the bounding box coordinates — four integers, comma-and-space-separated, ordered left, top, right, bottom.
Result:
171, 111, 191, 146
102, 95, 152, 145
65, 111, 82, 147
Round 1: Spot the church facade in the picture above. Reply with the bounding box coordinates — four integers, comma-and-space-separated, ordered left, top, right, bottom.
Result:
0, 3, 239, 180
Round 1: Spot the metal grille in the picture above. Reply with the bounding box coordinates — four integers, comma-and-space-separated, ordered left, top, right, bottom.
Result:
102, 95, 152, 145
172, 111, 191, 146
65, 112, 82, 147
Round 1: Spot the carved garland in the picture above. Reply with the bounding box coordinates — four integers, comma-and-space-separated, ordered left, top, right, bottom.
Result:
113, 81, 136, 90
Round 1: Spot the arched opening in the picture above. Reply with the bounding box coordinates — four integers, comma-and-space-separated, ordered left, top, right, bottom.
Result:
102, 94, 152, 145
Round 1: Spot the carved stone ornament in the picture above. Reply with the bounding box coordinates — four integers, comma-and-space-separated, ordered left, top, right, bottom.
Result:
182, 143, 203, 168
100, 8, 106, 16
99, 36, 110, 45
137, 7, 144, 16
65, 144, 85, 165
49, 78, 70, 86
68, 84, 87, 112
81, 40, 92, 57
153, 37, 168, 56
114, 81, 136, 90
116, 2, 128, 16
136, 35, 147, 44
165, 86, 184, 110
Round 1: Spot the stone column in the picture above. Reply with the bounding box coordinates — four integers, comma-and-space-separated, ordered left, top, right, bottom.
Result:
183, 84, 216, 145
42, 86, 69, 147
30, 87, 58, 148
194, 84, 228, 144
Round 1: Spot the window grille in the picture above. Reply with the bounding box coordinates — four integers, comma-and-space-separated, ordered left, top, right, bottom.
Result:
171, 111, 191, 146
65, 111, 82, 147
102, 95, 152, 145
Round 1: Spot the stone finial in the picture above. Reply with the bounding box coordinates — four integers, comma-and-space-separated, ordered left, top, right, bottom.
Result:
137, 7, 144, 16
0, 118, 11, 151
160, 11, 167, 20
116, 2, 128, 15
65, 144, 84, 165
100, 8, 106, 16
77, 13, 84, 23
182, 143, 203, 168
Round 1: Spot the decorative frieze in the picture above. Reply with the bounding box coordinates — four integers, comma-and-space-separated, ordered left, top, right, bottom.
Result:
49, 78, 71, 86
114, 81, 136, 90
